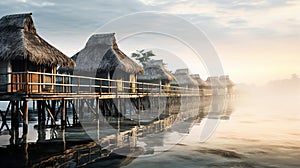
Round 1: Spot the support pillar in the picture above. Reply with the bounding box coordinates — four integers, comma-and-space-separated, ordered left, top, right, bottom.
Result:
138, 98, 141, 127
96, 97, 100, 140
22, 100, 28, 135
72, 100, 77, 125
10, 101, 19, 145
41, 101, 46, 127
51, 100, 56, 126
21, 100, 29, 167
61, 99, 66, 130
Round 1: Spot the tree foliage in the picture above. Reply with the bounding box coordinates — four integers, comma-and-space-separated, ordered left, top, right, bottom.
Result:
131, 49, 155, 67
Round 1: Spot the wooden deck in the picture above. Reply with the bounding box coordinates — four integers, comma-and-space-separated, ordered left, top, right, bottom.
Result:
0, 71, 209, 101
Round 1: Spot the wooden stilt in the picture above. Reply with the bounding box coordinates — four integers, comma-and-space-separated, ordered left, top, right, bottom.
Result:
96, 97, 100, 140
37, 100, 42, 129
41, 101, 46, 127
138, 98, 141, 127
71, 101, 77, 125
22, 100, 28, 135
61, 99, 66, 130
33, 100, 36, 113
117, 97, 120, 134
10, 101, 19, 145
51, 100, 56, 125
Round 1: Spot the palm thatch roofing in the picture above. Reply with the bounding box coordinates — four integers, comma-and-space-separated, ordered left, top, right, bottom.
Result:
138, 59, 175, 82
206, 76, 225, 88
170, 68, 198, 87
190, 74, 208, 87
219, 75, 234, 87
68, 33, 143, 75
0, 13, 75, 68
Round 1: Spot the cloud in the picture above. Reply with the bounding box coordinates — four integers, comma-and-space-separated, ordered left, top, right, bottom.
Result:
16, 0, 27, 2
0, 0, 153, 55
210, 0, 292, 10
0, 0, 299, 84
228, 18, 247, 25
1, 0, 298, 52
15, 0, 55, 7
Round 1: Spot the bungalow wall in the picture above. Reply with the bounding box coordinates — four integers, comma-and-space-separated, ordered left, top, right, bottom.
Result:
96, 69, 136, 93
0, 60, 57, 93
129, 74, 137, 93
0, 62, 11, 92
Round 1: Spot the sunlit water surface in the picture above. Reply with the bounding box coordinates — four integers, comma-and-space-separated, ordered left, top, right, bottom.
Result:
118, 94, 300, 168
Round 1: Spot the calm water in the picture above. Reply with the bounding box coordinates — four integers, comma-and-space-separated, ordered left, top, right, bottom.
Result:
95, 94, 300, 168
1, 93, 299, 168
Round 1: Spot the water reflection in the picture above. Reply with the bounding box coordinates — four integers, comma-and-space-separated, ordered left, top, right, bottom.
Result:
0, 96, 235, 167
123, 92, 300, 168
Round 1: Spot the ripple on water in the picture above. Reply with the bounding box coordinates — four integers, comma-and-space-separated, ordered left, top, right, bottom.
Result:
207, 161, 280, 168
194, 148, 244, 159
219, 136, 261, 143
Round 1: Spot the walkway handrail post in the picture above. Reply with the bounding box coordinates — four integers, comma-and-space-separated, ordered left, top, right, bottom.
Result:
10, 73, 13, 93
25, 71, 28, 94
77, 78, 80, 94
89, 78, 92, 93
99, 79, 102, 95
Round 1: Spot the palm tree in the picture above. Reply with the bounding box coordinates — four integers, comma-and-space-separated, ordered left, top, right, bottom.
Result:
131, 49, 155, 67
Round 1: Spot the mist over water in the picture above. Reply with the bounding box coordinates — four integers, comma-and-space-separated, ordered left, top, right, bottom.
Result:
119, 80, 300, 168
1, 77, 299, 168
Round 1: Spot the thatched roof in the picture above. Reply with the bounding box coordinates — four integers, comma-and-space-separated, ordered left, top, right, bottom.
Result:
0, 13, 75, 68
190, 74, 208, 87
71, 33, 143, 75
219, 75, 234, 87
138, 59, 175, 81
206, 76, 225, 88
171, 68, 198, 87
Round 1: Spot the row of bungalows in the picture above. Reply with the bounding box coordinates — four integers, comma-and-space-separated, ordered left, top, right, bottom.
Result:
0, 13, 234, 96
151, 67, 234, 96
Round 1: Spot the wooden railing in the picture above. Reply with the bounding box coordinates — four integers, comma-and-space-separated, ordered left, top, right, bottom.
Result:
0, 72, 203, 96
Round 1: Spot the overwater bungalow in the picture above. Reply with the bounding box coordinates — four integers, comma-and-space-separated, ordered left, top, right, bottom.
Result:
137, 59, 176, 92
61, 33, 143, 93
190, 74, 209, 96
171, 69, 198, 89
219, 75, 234, 95
206, 76, 225, 95
0, 13, 75, 93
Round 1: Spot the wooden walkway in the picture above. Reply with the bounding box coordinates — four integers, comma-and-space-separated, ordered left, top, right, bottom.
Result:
0, 71, 207, 100
0, 71, 233, 167
0, 71, 213, 134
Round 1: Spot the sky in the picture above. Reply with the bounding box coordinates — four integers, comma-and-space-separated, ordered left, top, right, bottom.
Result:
0, 0, 299, 85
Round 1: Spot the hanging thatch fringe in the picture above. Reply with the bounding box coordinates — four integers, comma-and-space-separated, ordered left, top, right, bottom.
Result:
138, 60, 175, 81
190, 74, 208, 87
171, 69, 198, 87
219, 75, 234, 87
0, 13, 75, 68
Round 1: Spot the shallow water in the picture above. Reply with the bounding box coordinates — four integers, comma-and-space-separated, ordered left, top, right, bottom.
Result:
117, 94, 300, 168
